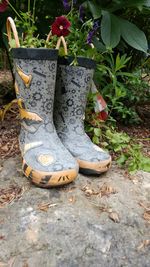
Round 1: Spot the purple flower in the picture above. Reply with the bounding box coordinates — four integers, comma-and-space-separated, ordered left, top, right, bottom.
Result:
93, 21, 99, 31
87, 20, 100, 44
62, 0, 71, 10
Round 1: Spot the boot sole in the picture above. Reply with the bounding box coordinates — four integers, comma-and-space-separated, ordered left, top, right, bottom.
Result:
77, 158, 111, 176
22, 160, 78, 188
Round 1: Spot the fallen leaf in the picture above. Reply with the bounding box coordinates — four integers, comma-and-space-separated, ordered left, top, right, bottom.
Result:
37, 202, 57, 212
85, 188, 94, 197
139, 201, 149, 210
1, 144, 9, 152
139, 201, 150, 223
109, 212, 120, 223
137, 240, 150, 250
82, 185, 96, 196
82, 183, 117, 198
91, 201, 111, 213
99, 183, 117, 197
143, 210, 150, 223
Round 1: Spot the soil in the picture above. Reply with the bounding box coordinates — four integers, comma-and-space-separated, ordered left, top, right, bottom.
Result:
0, 70, 14, 106
118, 123, 150, 157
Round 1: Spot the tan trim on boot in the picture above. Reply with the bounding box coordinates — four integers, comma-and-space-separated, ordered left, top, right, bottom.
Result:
19, 109, 43, 122
77, 157, 111, 174
22, 160, 78, 188
14, 81, 20, 95
16, 66, 32, 87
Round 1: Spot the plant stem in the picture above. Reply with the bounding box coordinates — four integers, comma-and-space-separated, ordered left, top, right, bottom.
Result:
32, 0, 37, 27
28, 0, 31, 26
71, 0, 74, 11
28, 0, 30, 14
8, 2, 24, 22
67, 0, 74, 17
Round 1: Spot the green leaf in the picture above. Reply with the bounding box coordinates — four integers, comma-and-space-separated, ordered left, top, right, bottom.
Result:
94, 128, 101, 137
140, 156, 150, 172
92, 135, 100, 144
9, 39, 17, 48
115, 54, 131, 72
93, 37, 106, 52
143, 0, 150, 7
107, 0, 150, 11
116, 72, 135, 77
101, 12, 121, 48
117, 154, 128, 165
120, 18, 148, 53
87, 1, 102, 19
128, 161, 138, 173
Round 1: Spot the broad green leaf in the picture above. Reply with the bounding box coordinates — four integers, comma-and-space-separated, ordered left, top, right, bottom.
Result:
107, 0, 150, 11
9, 39, 17, 48
94, 128, 101, 137
144, 0, 150, 6
120, 18, 148, 53
92, 135, 100, 144
120, 0, 150, 7
117, 154, 128, 165
140, 156, 150, 172
101, 12, 121, 48
93, 37, 106, 52
87, 1, 102, 19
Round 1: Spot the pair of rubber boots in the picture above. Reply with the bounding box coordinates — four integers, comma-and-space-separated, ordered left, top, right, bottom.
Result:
12, 47, 111, 188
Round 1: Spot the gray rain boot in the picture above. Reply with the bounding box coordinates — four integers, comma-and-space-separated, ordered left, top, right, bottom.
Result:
12, 48, 78, 187
54, 57, 111, 175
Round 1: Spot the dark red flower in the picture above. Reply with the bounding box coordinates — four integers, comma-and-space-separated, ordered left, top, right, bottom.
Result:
97, 110, 108, 121
51, 16, 71, 37
0, 0, 8, 13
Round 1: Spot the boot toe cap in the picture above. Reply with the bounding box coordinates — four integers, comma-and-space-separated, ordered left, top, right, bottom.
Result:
77, 155, 112, 175
22, 159, 78, 188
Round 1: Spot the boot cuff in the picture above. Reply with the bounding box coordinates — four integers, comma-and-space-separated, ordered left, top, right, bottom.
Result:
58, 56, 96, 69
11, 48, 58, 60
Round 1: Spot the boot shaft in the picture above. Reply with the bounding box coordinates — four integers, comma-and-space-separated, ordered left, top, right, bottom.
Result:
54, 57, 95, 125
12, 48, 58, 121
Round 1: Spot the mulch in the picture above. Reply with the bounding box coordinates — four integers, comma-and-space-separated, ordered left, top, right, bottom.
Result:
0, 106, 20, 160
118, 122, 150, 157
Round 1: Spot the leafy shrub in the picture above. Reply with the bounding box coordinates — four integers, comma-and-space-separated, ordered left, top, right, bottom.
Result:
81, 0, 149, 54
85, 111, 150, 173
94, 52, 150, 123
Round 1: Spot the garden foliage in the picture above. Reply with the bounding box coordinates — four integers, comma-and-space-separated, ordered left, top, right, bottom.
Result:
0, 0, 150, 173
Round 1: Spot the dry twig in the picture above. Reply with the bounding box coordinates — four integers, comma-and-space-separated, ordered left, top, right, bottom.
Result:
37, 202, 58, 212
0, 185, 25, 208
